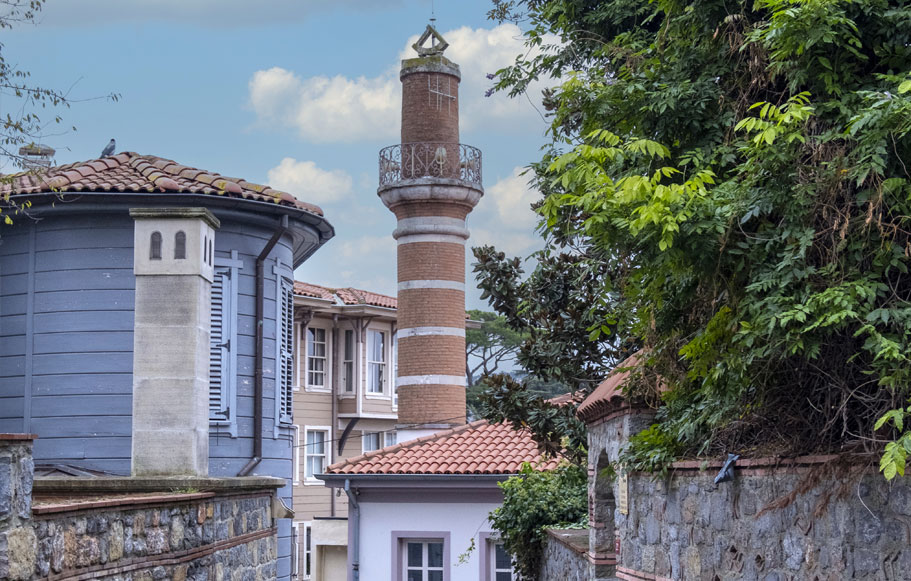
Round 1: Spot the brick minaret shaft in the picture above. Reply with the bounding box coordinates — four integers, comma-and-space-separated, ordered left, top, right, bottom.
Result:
378, 28, 483, 428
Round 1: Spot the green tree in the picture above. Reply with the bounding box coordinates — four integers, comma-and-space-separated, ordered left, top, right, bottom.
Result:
465, 309, 527, 386
478, 0, 911, 477
488, 462, 587, 581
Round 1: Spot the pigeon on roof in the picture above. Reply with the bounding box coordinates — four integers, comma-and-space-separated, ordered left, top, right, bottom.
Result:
101, 139, 116, 158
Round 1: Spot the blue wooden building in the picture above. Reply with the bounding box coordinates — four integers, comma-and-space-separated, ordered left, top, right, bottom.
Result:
0, 152, 334, 579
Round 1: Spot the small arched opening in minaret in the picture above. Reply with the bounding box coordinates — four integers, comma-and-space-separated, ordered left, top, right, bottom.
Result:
150, 232, 162, 260
174, 231, 187, 260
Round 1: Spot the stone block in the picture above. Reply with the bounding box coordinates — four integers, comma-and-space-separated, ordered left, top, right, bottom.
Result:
0, 458, 11, 521
6, 526, 36, 580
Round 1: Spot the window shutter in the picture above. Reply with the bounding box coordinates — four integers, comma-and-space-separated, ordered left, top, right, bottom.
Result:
209, 268, 232, 421
278, 278, 294, 424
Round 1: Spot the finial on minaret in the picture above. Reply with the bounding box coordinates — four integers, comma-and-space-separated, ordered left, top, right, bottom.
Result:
412, 24, 449, 57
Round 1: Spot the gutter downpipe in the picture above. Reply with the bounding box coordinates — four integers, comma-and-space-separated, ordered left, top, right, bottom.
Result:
238, 214, 290, 477
330, 313, 339, 516
344, 478, 360, 581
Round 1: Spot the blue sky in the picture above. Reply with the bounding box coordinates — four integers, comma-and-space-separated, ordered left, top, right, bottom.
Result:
3, 0, 554, 309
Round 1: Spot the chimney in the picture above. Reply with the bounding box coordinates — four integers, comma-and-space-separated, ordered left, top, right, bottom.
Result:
378, 26, 483, 436
18, 144, 55, 170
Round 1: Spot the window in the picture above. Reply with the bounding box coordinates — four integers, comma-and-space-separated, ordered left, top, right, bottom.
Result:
150, 231, 162, 260
404, 540, 444, 581
342, 329, 355, 394
393, 532, 449, 581
490, 544, 514, 581
367, 330, 386, 394
174, 230, 186, 259
276, 278, 294, 424
292, 522, 312, 580
209, 254, 241, 436
362, 430, 396, 453
209, 267, 234, 425
292, 425, 301, 485
480, 534, 515, 581
392, 332, 398, 408
304, 428, 329, 481
307, 327, 328, 390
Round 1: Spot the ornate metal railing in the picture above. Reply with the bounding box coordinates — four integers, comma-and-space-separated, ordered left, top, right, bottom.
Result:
379, 143, 482, 188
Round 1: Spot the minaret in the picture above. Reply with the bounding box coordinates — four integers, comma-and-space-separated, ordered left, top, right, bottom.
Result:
378, 26, 483, 438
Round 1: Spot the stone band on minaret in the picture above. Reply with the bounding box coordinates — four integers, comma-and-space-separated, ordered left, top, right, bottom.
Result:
378, 26, 482, 429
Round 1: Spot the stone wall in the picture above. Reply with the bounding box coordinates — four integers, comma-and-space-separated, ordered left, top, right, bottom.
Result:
0, 435, 36, 579
540, 529, 590, 581
0, 435, 284, 581
587, 417, 911, 581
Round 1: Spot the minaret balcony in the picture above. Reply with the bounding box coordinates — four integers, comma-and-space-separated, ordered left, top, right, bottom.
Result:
378, 142, 482, 190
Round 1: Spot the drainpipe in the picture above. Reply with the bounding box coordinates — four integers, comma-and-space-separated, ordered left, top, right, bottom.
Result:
345, 479, 360, 581
331, 313, 340, 517
238, 214, 289, 477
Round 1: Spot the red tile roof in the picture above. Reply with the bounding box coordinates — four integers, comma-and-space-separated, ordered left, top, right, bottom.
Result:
576, 353, 665, 423
294, 281, 397, 309
326, 420, 561, 475
1, 152, 324, 216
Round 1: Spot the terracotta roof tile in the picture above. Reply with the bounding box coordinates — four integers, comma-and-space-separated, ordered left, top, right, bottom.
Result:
325, 420, 561, 476
576, 352, 666, 423
294, 281, 398, 309
0, 152, 323, 216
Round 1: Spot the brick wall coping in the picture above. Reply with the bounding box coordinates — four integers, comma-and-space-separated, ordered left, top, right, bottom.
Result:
32, 491, 218, 515
0, 433, 38, 440
545, 528, 590, 554
665, 453, 873, 473
34, 475, 286, 494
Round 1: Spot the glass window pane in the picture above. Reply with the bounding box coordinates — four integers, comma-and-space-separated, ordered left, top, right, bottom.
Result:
427, 542, 443, 567
407, 542, 423, 567
428, 572, 442, 581
385, 431, 397, 446
407, 572, 422, 581
495, 573, 511, 581
495, 544, 511, 569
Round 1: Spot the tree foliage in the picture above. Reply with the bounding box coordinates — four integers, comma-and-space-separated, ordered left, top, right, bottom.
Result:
488, 462, 587, 581
465, 309, 527, 386
480, 0, 911, 477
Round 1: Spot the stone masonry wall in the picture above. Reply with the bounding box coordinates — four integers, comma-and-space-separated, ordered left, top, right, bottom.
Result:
587, 419, 911, 581
0, 435, 281, 581
0, 435, 36, 580
540, 529, 589, 581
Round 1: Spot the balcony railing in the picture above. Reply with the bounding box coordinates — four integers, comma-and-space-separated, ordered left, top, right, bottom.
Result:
379, 142, 482, 189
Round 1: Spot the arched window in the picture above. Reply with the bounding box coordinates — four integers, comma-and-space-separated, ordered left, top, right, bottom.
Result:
150, 232, 162, 260
175, 231, 186, 259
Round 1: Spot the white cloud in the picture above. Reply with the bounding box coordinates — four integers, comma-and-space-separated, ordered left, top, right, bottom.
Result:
249, 68, 399, 143
487, 166, 540, 231
38, 0, 403, 26
248, 23, 557, 142
467, 166, 543, 258
266, 158, 353, 204
295, 234, 397, 296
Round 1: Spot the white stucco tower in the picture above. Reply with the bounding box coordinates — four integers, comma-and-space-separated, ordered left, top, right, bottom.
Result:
378, 26, 483, 436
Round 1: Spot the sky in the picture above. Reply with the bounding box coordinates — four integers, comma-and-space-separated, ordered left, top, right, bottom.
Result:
2, 0, 555, 309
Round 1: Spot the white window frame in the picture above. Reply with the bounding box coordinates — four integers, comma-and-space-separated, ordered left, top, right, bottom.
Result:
366, 328, 387, 396
303, 426, 331, 484
392, 331, 398, 409
292, 424, 301, 486
341, 328, 355, 397
292, 321, 302, 392
291, 522, 300, 579
361, 429, 396, 454
305, 325, 330, 392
